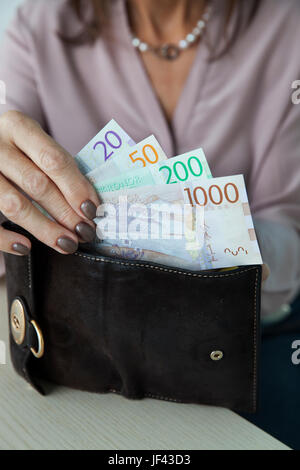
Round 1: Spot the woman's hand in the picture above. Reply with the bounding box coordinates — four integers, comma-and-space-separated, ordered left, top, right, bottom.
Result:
0, 111, 100, 256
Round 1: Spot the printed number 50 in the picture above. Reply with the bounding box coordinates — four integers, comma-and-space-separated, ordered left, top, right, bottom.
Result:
129, 144, 159, 167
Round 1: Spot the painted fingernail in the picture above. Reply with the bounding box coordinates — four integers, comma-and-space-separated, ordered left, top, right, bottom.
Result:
75, 222, 96, 242
56, 237, 78, 254
80, 200, 97, 220
12, 243, 31, 256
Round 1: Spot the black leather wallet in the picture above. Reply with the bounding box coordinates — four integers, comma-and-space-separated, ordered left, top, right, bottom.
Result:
3, 221, 262, 413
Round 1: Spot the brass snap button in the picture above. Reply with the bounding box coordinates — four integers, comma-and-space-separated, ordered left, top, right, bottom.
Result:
10, 299, 26, 346
210, 350, 224, 361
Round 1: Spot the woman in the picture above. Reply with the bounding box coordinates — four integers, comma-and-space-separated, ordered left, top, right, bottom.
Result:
0, 0, 299, 318
0, 0, 300, 449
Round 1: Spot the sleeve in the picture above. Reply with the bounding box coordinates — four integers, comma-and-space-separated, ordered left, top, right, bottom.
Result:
251, 97, 300, 319
0, 2, 46, 125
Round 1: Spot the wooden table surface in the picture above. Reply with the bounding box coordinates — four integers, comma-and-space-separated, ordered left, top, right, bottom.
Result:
0, 278, 290, 450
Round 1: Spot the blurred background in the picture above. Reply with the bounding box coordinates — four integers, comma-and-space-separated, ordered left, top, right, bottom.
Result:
0, 0, 24, 41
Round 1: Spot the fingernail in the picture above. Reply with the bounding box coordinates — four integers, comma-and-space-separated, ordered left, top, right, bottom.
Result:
12, 243, 31, 256
75, 222, 96, 242
56, 237, 78, 254
81, 200, 97, 220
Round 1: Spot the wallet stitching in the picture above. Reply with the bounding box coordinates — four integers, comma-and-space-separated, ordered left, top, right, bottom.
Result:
252, 269, 258, 412
27, 255, 32, 290
144, 393, 182, 403
74, 253, 257, 278
108, 388, 183, 403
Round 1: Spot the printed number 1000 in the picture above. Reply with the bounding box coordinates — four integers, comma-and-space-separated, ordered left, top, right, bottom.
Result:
184, 182, 240, 207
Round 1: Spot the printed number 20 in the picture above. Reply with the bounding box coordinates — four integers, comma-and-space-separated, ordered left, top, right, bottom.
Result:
93, 131, 122, 162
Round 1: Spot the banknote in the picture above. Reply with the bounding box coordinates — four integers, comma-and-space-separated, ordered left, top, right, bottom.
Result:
95, 183, 202, 264
86, 135, 168, 185
75, 119, 136, 174
93, 174, 262, 270
180, 174, 263, 269
92, 147, 212, 194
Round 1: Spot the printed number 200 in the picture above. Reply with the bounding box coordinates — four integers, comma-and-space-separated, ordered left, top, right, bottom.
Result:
159, 156, 203, 184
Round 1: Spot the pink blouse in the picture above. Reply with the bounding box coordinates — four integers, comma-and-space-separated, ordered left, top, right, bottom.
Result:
0, 0, 299, 318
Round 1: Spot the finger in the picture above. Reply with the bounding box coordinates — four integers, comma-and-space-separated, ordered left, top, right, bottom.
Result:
1, 111, 100, 220
0, 143, 96, 243
262, 263, 270, 283
0, 173, 79, 254
0, 225, 31, 256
